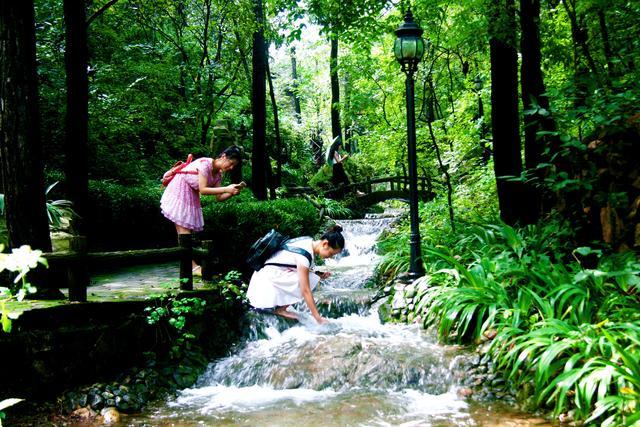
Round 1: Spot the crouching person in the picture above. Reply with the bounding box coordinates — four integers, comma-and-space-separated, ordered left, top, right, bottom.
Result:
246, 225, 345, 324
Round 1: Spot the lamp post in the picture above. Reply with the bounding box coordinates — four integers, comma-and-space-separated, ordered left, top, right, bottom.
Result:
394, 8, 425, 279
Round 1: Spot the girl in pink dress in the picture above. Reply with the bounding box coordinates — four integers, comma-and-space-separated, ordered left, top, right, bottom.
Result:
160, 145, 244, 273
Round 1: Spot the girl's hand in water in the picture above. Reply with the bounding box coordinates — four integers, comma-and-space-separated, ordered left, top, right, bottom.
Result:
316, 271, 331, 280
315, 316, 329, 325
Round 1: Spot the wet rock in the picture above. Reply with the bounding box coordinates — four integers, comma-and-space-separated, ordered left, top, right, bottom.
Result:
404, 284, 416, 299
70, 407, 96, 423
100, 407, 120, 424
214, 335, 453, 395
391, 292, 407, 310
482, 328, 498, 340
457, 387, 474, 398
77, 393, 88, 408
558, 410, 574, 423
88, 392, 105, 410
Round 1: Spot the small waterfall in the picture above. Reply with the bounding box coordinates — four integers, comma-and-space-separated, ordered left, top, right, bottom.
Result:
126, 214, 539, 426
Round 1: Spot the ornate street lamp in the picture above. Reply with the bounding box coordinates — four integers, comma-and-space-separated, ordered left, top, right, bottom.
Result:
395, 8, 426, 278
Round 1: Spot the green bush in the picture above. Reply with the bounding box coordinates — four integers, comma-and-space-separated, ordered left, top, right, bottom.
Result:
202, 197, 322, 271
87, 181, 172, 250
385, 215, 640, 425
86, 182, 322, 258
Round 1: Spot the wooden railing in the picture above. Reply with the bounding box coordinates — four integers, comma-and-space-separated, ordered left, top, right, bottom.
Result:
284, 168, 434, 197
41, 234, 217, 302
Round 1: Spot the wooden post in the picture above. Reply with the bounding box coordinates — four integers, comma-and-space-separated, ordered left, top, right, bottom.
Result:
200, 240, 215, 281
68, 236, 88, 302
178, 234, 193, 290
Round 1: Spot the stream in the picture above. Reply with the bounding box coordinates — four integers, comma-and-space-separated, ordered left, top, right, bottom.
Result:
122, 215, 550, 426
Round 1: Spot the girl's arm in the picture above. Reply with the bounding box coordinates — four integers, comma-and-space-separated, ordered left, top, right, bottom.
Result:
297, 265, 328, 324
198, 174, 241, 200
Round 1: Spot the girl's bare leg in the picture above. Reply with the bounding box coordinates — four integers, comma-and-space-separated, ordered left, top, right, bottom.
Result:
175, 224, 200, 272
274, 305, 299, 320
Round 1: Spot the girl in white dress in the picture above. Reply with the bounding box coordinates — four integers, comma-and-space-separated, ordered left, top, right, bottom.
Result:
246, 225, 345, 324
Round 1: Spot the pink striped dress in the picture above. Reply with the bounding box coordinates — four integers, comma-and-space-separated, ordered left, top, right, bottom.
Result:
160, 157, 222, 232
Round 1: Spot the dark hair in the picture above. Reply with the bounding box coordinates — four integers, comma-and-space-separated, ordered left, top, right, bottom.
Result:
320, 225, 345, 250
218, 145, 243, 163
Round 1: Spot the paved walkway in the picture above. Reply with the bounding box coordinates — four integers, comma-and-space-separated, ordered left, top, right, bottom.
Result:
6, 262, 201, 319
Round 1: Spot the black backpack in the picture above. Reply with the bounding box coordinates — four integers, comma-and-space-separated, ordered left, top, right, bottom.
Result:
246, 229, 312, 271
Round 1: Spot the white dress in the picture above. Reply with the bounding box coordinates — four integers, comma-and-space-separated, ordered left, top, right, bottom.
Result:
246, 238, 319, 309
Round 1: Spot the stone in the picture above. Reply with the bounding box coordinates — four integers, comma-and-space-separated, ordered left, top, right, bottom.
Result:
391, 292, 407, 310
404, 284, 416, 299
88, 392, 104, 410
70, 407, 96, 423
100, 407, 120, 424
456, 387, 473, 398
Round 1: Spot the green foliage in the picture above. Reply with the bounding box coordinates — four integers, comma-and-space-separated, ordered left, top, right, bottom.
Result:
203, 270, 247, 304
87, 181, 172, 250
203, 197, 322, 269
0, 182, 78, 233
45, 182, 77, 232
145, 296, 207, 360
308, 164, 333, 191
388, 214, 640, 424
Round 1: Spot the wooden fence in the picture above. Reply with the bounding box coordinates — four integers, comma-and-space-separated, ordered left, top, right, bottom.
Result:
42, 234, 218, 302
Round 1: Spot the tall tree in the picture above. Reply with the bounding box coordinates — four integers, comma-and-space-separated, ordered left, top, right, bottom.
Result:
63, 0, 89, 234
307, 0, 388, 147
288, 47, 302, 124
266, 59, 283, 191
489, 0, 524, 225
0, 1, 52, 252
251, 0, 268, 200
520, 0, 558, 223
329, 29, 342, 145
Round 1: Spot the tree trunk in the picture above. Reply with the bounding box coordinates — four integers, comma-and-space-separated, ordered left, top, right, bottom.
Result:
520, 0, 559, 223
344, 72, 353, 153
329, 31, 342, 145
289, 47, 302, 124
562, 0, 604, 88
266, 58, 282, 191
63, 0, 89, 234
597, 8, 616, 78
251, 0, 268, 200
489, 0, 524, 225
0, 0, 52, 252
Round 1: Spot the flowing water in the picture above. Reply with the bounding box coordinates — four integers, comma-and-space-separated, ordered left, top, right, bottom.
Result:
123, 216, 551, 426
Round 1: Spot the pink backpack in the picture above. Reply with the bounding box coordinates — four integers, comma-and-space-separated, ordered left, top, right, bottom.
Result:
161, 154, 198, 186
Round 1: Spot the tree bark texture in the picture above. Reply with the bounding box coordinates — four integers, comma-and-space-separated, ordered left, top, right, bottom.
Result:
63, 0, 89, 234
489, 0, 524, 225
520, 0, 558, 223
266, 59, 282, 190
0, 0, 52, 251
289, 48, 302, 124
251, 0, 268, 200
329, 33, 342, 145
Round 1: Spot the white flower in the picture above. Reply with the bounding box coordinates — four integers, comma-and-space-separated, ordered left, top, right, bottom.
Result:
0, 245, 46, 283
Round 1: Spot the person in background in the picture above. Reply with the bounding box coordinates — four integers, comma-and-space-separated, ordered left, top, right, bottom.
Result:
160, 145, 245, 275
246, 225, 345, 324
326, 136, 350, 187
326, 136, 364, 196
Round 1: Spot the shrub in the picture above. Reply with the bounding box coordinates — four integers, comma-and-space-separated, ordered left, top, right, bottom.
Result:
86, 182, 322, 258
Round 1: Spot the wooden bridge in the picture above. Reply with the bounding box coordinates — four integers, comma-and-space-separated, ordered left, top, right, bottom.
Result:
284, 169, 436, 207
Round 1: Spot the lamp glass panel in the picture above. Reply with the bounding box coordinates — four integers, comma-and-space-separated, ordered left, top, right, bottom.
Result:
401, 38, 417, 59
393, 38, 403, 60
415, 38, 425, 60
